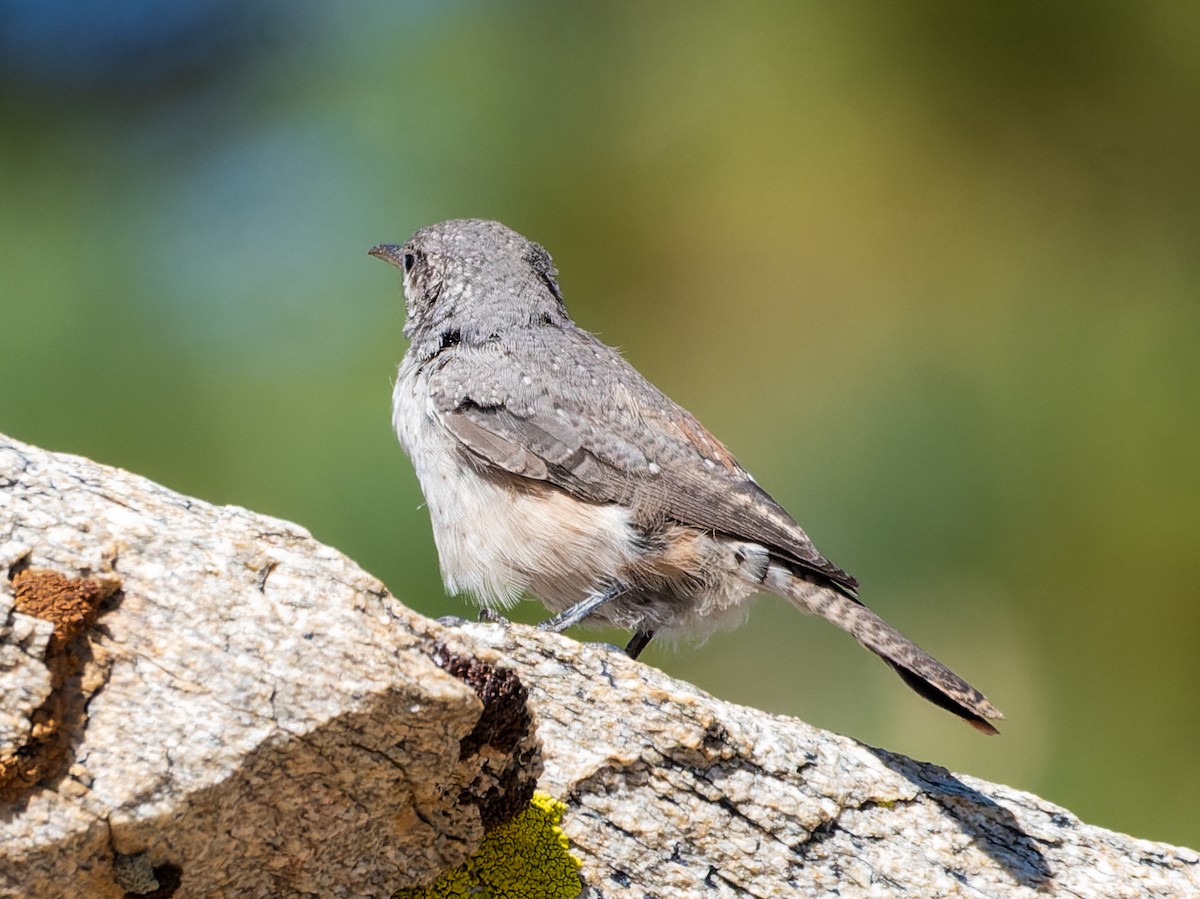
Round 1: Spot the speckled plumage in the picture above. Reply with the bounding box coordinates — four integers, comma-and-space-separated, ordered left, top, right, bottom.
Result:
372, 219, 1003, 733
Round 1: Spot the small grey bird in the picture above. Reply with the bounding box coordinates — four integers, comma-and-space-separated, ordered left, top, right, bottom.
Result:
371, 219, 1002, 734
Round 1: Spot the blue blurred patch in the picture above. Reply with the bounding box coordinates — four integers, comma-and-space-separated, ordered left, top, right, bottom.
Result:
0, 0, 261, 91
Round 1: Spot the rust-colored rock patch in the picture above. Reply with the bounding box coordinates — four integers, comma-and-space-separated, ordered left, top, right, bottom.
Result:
1, 567, 119, 801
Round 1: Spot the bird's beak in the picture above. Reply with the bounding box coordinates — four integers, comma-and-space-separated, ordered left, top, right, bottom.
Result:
368, 244, 405, 268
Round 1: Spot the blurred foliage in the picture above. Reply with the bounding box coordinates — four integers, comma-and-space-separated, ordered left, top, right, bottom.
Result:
2, 0, 1198, 849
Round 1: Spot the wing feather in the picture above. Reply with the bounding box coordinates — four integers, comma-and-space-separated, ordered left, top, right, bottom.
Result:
428, 333, 858, 592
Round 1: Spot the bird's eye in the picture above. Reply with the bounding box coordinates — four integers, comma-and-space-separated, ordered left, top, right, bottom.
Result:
403, 252, 417, 274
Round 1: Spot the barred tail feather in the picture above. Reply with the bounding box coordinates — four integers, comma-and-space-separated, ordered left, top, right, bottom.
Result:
769, 567, 1004, 734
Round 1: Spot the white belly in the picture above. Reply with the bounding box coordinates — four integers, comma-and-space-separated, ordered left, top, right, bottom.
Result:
392, 362, 639, 611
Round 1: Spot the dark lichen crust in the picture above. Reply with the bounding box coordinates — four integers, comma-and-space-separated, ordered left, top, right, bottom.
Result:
430, 644, 542, 829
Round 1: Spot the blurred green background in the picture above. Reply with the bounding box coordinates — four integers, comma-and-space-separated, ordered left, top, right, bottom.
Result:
2, 1, 1197, 849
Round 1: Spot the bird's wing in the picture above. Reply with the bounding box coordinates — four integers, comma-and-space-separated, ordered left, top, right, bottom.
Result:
426, 331, 858, 593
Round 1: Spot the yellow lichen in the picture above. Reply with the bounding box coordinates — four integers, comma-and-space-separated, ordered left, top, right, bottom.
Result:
395, 791, 582, 899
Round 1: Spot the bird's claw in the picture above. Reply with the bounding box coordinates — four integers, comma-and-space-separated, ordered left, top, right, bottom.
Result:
477, 608, 510, 625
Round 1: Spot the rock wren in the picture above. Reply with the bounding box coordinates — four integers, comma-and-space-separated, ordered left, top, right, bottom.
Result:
371, 219, 1002, 733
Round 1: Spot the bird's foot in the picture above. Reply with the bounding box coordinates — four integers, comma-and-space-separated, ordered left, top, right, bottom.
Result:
625, 629, 655, 659
538, 585, 626, 634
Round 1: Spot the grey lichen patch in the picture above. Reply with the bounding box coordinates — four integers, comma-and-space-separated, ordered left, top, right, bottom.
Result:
112, 852, 160, 894
0, 565, 120, 801
113, 854, 182, 899
431, 644, 542, 830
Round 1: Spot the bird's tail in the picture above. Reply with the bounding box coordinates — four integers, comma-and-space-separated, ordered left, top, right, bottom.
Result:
770, 568, 1004, 734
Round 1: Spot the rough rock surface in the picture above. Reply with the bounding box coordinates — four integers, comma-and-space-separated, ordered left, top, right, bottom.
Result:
444, 622, 1200, 898
2, 433, 1198, 898
0, 436, 540, 898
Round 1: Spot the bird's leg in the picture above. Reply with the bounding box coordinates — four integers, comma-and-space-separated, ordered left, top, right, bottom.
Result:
624, 629, 655, 659
477, 607, 509, 624
539, 584, 625, 633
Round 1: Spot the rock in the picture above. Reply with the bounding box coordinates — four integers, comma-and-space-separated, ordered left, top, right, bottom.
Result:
2, 432, 1197, 898
0, 436, 540, 898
